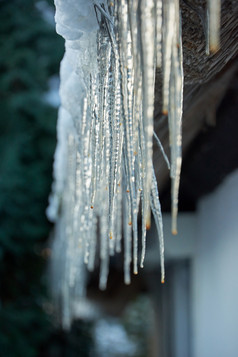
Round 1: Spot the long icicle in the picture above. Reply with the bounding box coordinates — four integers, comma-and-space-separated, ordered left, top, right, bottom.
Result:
169, 0, 184, 235
207, 0, 221, 53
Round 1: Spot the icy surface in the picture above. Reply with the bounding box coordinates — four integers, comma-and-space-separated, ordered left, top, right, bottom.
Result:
48, 0, 221, 326
208, 0, 221, 53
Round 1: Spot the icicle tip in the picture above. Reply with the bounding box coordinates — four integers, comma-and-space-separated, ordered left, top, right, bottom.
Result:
172, 208, 178, 235
146, 211, 151, 230
146, 223, 151, 230
209, 44, 220, 54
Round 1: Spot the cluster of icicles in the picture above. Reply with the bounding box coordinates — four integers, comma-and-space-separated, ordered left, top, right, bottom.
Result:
47, 0, 221, 326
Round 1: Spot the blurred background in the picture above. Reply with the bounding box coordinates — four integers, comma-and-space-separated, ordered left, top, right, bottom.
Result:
0, 1, 238, 357
0, 1, 154, 356
0, 0, 94, 355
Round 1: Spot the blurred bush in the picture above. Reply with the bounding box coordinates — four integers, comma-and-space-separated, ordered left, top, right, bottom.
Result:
0, 1, 93, 356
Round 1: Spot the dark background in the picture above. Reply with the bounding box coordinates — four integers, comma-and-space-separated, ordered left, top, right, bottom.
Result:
0, 1, 93, 355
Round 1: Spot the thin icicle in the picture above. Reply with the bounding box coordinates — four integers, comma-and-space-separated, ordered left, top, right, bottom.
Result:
87, 217, 97, 272
156, 0, 163, 68
153, 131, 171, 170
207, 0, 221, 53
118, 0, 139, 275
115, 182, 123, 253
169, 1, 184, 235
123, 180, 132, 285
140, 0, 156, 230
99, 197, 110, 290
150, 168, 165, 283
162, 0, 175, 115
139, 121, 147, 269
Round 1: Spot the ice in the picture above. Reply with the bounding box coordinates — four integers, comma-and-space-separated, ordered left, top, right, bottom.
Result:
150, 168, 165, 283
48, 0, 221, 325
153, 131, 171, 170
207, 0, 221, 53
168, 0, 183, 235
156, 0, 163, 68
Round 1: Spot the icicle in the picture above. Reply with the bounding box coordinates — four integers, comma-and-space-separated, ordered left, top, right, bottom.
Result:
150, 168, 165, 283
87, 216, 97, 272
162, 0, 175, 115
139, 120, 149, 269
48, 0, 222, 325
115, 181, 123, 253
123, 177, 132, 285
207, 0, 221, 53
168, 0, 184, 235
99, 196, 110, 290
156, 0, 163, 68
153, 131, 171, 170
140, 0, 156, 231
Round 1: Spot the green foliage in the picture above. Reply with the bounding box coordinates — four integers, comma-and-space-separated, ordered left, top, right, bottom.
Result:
0, 1, 93, 356
122, 296, 154, 357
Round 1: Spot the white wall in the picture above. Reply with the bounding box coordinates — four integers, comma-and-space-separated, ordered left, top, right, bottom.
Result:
145, 213, 197, 268
192, 170, 238, 357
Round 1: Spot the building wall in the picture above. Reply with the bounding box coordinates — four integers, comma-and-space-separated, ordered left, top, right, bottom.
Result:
192, 170, 238, 357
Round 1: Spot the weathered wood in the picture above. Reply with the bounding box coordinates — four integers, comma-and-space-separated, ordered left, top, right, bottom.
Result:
153, 0, 238, 192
